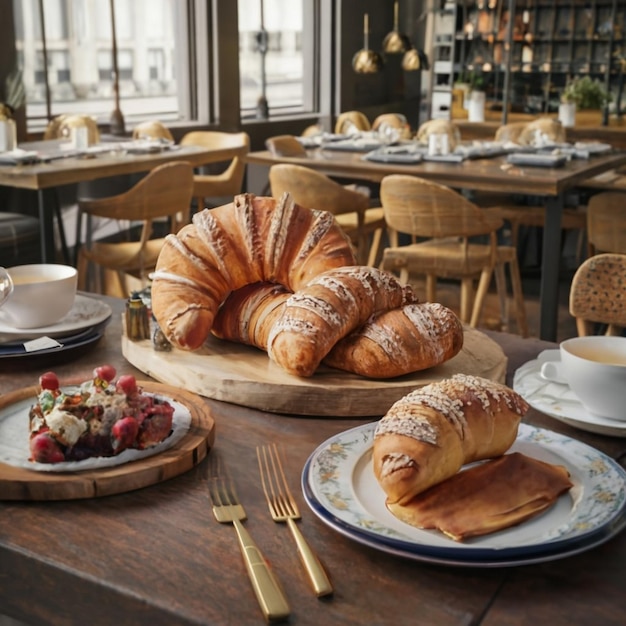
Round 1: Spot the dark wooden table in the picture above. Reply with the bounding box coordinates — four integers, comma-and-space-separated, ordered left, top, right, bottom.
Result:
245, 148, 626, 343
1, 296, 625, 626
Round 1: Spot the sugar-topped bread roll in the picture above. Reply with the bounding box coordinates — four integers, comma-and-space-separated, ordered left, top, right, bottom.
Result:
373, 375, 529, 504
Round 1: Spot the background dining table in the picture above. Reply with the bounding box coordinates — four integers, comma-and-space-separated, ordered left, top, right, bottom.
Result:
1, 295, 625, 626
245, 147, 626, 344
0, 139, 240, 265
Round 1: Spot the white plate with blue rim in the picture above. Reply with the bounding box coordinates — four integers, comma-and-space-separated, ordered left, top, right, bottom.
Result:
301, 421, 626, 567
513, 349, 626, 438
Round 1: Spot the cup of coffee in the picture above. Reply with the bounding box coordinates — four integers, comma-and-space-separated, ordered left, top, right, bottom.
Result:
0, 264, 78, 329
540, 335, 626, 421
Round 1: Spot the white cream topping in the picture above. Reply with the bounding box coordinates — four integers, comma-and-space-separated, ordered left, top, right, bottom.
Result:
379, 452, 416, 478
44, 407, 88, 447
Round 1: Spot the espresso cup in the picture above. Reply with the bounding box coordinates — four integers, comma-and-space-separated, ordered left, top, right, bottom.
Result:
0, 264, 78, 329
540, 336, 626, 421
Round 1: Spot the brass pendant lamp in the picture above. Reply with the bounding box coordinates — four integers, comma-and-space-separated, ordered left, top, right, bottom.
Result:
352, 14, 383, 74
382, 1, 410, 54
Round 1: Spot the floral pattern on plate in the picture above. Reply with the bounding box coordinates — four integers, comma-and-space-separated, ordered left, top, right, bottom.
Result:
302, 422, 626, 563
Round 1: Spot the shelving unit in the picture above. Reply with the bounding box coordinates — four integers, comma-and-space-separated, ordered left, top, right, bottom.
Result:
430, 0, 626, 121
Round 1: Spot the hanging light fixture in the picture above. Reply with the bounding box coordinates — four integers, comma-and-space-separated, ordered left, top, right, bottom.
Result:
382, 1, 410, 54
352, 14, 383, 74
402, 46, 429, 72
109, 0, 125, 135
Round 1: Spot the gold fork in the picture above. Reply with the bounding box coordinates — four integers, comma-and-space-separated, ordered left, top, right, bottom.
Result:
257, 444, 333, 597
207, 455, 290, 622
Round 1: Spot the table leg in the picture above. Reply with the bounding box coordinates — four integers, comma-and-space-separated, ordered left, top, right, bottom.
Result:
539, 195, 563, 342
37, 188, 70, 264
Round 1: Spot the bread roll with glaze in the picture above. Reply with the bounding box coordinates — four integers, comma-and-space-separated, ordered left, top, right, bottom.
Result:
151, 192, 356, 351
266, 266, 417, 377
373, 374, 529, 504
323, 302, 464, 379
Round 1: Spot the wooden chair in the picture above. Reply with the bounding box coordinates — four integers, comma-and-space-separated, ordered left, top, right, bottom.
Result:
132, 120, 174, 142
569, 253, 626, 336
75, 161, 194, 298
334, 111, 371, 135
265, 135, 307, 157
269, 163, 387, 266
478, 117, 586, 258
179, 131, 250, 212
586, 191, 626, 256
372, 113, 412, 140
44, 114, 101, 145
380, 174, 528, 336
415, 119, 461, 151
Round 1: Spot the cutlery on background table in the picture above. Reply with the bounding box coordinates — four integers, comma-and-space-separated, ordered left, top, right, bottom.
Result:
257, 444, 333, 598
207, 455, 290, 622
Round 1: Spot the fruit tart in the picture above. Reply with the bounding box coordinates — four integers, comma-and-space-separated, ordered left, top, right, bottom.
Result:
29, 365, 174, 464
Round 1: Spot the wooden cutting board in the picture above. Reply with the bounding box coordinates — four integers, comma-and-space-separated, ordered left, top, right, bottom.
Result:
0, 381, 216, 501
122, 325, 507, 417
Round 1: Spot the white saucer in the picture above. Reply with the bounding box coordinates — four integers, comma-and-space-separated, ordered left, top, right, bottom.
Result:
513, 349, 626, 437
0, 294, 112, 341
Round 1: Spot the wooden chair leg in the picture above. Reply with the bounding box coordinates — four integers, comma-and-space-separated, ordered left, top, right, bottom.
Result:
507, 256, 529, 337
470, 267, 493, 327
459, 277, 474, 323
493, 263, 509, 332
367, 228, 383, 267
425, 274, 437, 303
399, 267, 409, 284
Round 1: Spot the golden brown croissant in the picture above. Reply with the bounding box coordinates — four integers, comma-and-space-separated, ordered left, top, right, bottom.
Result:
266, 266, 417, 377
212, 282, 291, 350
323, 302, 464, 378
151, 193, 356, 350
373, 375, 529, 504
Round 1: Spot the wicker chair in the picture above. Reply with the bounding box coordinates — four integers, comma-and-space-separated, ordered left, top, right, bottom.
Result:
372, 113, 412, 140
75, 161, 194, 298
478, 118, 586, 259
132, 120, 174, 142
334, 111, 371, 135
586, 191, 626, 256
269, 163, 387, 266
569, 253, 626, 336
180, 131, 250, 212
380, 174, 528, 336
265, 135, 307, 157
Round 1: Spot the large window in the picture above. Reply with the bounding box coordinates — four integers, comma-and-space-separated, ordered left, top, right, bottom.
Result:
238, 0, 317, 118
13, 0, 192, 131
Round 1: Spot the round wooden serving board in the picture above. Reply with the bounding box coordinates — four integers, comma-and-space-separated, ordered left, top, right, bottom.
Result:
0, 381, 216, 501
122, 326, 507, 417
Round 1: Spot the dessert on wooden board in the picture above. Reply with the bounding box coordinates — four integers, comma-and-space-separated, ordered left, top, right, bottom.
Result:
29, 366, 174, 464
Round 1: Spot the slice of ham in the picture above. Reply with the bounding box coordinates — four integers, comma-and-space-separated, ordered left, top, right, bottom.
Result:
387, 452, 573, 542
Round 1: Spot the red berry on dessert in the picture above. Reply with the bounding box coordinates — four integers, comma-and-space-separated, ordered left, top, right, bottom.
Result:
28, 367, 174, 463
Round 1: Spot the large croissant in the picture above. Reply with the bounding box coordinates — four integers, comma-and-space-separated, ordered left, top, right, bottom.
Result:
373, 375, 529, 504
151, 193, 356, 350
323, 302, 464, 378
266, 266, 416, 377
213, 283, 461, 378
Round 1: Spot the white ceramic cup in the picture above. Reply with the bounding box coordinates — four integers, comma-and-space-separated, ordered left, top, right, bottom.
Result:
71, 125, 89, 150
540, 336, 626, 421
0, 264, 78, 329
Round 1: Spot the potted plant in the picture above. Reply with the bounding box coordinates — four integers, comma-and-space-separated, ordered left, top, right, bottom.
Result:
559, 76, 611, 127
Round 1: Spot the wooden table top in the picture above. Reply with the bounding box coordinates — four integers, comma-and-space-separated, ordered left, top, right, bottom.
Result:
0, 141, 239, 191
1, 297, 625, 626
246, 148, 626, 197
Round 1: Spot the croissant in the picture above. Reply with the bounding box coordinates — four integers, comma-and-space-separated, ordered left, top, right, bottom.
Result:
151, 192, 356, 350
323, 302, 464, 379
212, 282, 291, 350
266, 266, 417, 377
372, 374, 529, 505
